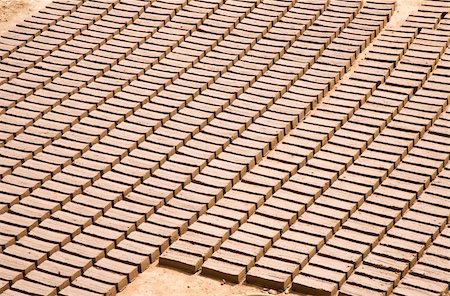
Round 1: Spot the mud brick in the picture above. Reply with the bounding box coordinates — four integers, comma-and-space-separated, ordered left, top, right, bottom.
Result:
284, 228, 325, 249
0, 212, 38, 230
228, 225, 272, 252
250, 212, 289, 232
272, 190, 311, 211
274, 235, 316, 258
62, 242, 103, 262
126, 230, 168, 252
301, 157, 345, 177
12, 165, 51, 183
330, 230, 371, 255
5, 139, 43, 155
96, 256, 139, 282
168, 198, 207, 218
108, 249, 151, 272
188, 217, 229, 238
72, 233, 113, 253
340, 281, 390, 296
359, 201, 402, 221
401, 274, 449, 294
147, 212, 189, 235
201, 257, 245, 283
84, 267, 128, 292
119, 236, 160, 260
84, 223, 126, 242
223, 189, 262, 208
38, 260, 81, 281
243, 172, 280, 191
247, 266, 292, 290
15, 198, 58, 217
71, 195, 110, 215
386, 226, 431, 247
71, 276, 116, 295
258, 254, 301, 275
179, 229, 221, 252
208, 203, 247, 224
0, 265, 22, 282
11, 279, 57, 295
50, 250, 92, 271
382, 235, 425, 255
160, 247, 204, 273
141, 176, 182, 196
394, 284, 445, 296
201, 166, 240, 185
257, 202, 298, 224
292, 273, 338, 295
373, 244, 418, 265
0, 253, 35, 274
364, 251, 410, 278
0, 181, 30, 198
212, 248, 254, 270
282, 180, 321, 199
394, 219, 439, 239
127, 190, 166, 209
112, 200, 152, 219
26, 269, 69, 290
0, 222, 26, 242
4, 244, 46, 265
207, 158, 247, 178
316, 195, 357, 213
411, 258, 450, 282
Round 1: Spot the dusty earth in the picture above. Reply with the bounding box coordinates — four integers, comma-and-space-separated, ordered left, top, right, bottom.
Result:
0, 0, 52, 33
0, 0, 423, 295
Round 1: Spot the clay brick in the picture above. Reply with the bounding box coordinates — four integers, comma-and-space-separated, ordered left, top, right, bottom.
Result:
72, 276, 116, 295
247, 266, 291, 290
201, 258, 245, 283
292, 274, 338, 295
11, 279, 57, 295
26, 269, 69, 290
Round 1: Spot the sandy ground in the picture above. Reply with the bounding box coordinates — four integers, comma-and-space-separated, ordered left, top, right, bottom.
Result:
0, 0, 52, 33
0, 0, 423, 295
119, 264, 287, 296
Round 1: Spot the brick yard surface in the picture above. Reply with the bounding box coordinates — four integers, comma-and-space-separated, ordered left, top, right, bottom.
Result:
0, 0, 449, 295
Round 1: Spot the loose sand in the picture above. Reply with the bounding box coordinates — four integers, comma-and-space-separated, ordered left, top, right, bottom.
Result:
0, 0, 424, 295
0, 0, 52, 33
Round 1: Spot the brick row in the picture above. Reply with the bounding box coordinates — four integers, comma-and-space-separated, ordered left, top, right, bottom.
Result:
392, 225, 450, 296
0, 0, 325, 236
191, 22, 450, 290
0, 0, 319, 289
39, 2, 395, 295
158, 24, 417, 279
0, 0, 85, 60
0, 0, 290, 153
192, 24, 449, 288
0, 0, 259, 191
286, 67, 450, 294
0, 0, 188, 121
0, 0, 125, 85
339, 161, 450, 295
0, 0, 358, 290
0, 0, 295, 188
0, 2, 448, 296
289, 111, 450, 296
0, 0, 218, 148
417, 0, 450, 15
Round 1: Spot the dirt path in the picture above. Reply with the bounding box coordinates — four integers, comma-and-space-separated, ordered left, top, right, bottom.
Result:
0, 0, 52, 34
119, 264, 280, 296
